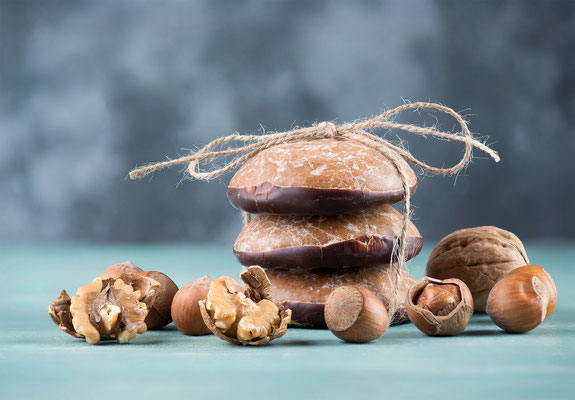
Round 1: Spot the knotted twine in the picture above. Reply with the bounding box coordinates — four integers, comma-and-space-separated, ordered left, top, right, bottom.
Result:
130, 102, 500, 324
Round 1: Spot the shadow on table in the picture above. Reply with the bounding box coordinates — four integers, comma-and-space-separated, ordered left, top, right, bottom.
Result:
461, 329, 503, 337
151, 325, 179, 332
469, 319, 496, 326
276, 339, 335, 347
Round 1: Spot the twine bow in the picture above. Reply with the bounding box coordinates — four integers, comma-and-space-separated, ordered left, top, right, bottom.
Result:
129, 101, 499, 321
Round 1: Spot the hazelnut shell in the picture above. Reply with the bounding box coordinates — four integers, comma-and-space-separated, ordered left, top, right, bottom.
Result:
486, 272, 551, 333
139, 271, 178, 329
324, 286, 389, 343
407, 277, 474, 336
171, 276, 213, 335
507, 265, 556, 317
100, 262, 144, 279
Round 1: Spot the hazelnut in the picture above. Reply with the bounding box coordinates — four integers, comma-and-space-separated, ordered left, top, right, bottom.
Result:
100, 261, 143, 279
324, 286, 389, 343
171, 276, 213, 335
486, 271, 554, 333
426, 226, 529, 312
139, 271, 179, 329
407, 277, 473, 336
507, 265, 556, 317
101, 263, 178, 329
416, 283, 461, 316
198, 266, 291, 345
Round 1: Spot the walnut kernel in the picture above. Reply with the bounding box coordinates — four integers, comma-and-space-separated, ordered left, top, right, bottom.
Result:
199, 266, 290, 345
49, 274, 160, 344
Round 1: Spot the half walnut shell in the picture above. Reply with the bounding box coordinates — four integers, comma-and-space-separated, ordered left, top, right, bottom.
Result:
406, 277, 474, 336
48, 273, 160, 344
198, 266, 291, 346
48, 290, 83, 338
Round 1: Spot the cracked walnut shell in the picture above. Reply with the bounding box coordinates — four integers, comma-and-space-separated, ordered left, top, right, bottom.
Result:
199, 266, 291, 345
48, 273, 160, 344
426, 226, 529, 312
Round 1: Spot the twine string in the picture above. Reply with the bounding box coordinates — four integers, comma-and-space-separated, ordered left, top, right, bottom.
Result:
129, 101, 500, 322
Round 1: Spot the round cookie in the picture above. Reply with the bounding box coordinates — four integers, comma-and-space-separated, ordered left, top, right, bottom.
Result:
265, 265, 415, 328
234, 204, 423, 270
227, 139, 418, 215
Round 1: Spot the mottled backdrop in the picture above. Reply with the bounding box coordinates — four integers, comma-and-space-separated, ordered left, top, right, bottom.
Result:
1, 0, 573, 243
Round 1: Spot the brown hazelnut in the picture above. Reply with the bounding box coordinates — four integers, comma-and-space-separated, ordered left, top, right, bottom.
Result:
486, 271, 554, 333
171, 276, 213, 335
100, 261, 143, 279
101, 263, 178, 330
407, 277, 473, 336
324, 286, 389, 343
416, 283, 461, 316
139, 271, 179, 329
426, 226, 529, 312
507, 265, 556, 317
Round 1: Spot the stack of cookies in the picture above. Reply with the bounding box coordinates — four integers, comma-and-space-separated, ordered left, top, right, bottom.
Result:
227, 139, 423, 327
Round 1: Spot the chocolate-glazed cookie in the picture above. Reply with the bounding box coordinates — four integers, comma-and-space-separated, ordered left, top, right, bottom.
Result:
234, 204, 423, 270
265, 265, 415, 328
227, 139, 418, 215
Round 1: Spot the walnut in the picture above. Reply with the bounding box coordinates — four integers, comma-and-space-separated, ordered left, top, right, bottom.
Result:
48, 273, 160, 344
426, 226, 529, 312
199, 266, 291, 345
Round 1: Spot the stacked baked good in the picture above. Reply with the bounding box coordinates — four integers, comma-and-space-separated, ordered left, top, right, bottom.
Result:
227, 139, 423, 327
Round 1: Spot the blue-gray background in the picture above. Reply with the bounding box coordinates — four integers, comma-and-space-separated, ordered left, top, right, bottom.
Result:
1, 0, 573, 244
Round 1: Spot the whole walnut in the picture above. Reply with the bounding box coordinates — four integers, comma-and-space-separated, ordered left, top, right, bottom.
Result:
426, 226, 529, 312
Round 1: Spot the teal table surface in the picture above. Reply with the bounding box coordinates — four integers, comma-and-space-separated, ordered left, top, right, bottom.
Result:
1, 242, 573, 400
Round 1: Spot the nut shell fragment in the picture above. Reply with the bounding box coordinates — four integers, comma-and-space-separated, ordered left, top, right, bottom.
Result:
48, 290, 82, 339
407, 277, 473, 336
199, 266, 291, 345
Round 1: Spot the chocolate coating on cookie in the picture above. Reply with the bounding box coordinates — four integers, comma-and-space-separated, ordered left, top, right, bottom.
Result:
266, 265, 414, 328
227, 139, 418, 215
234, 205, 423, 270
